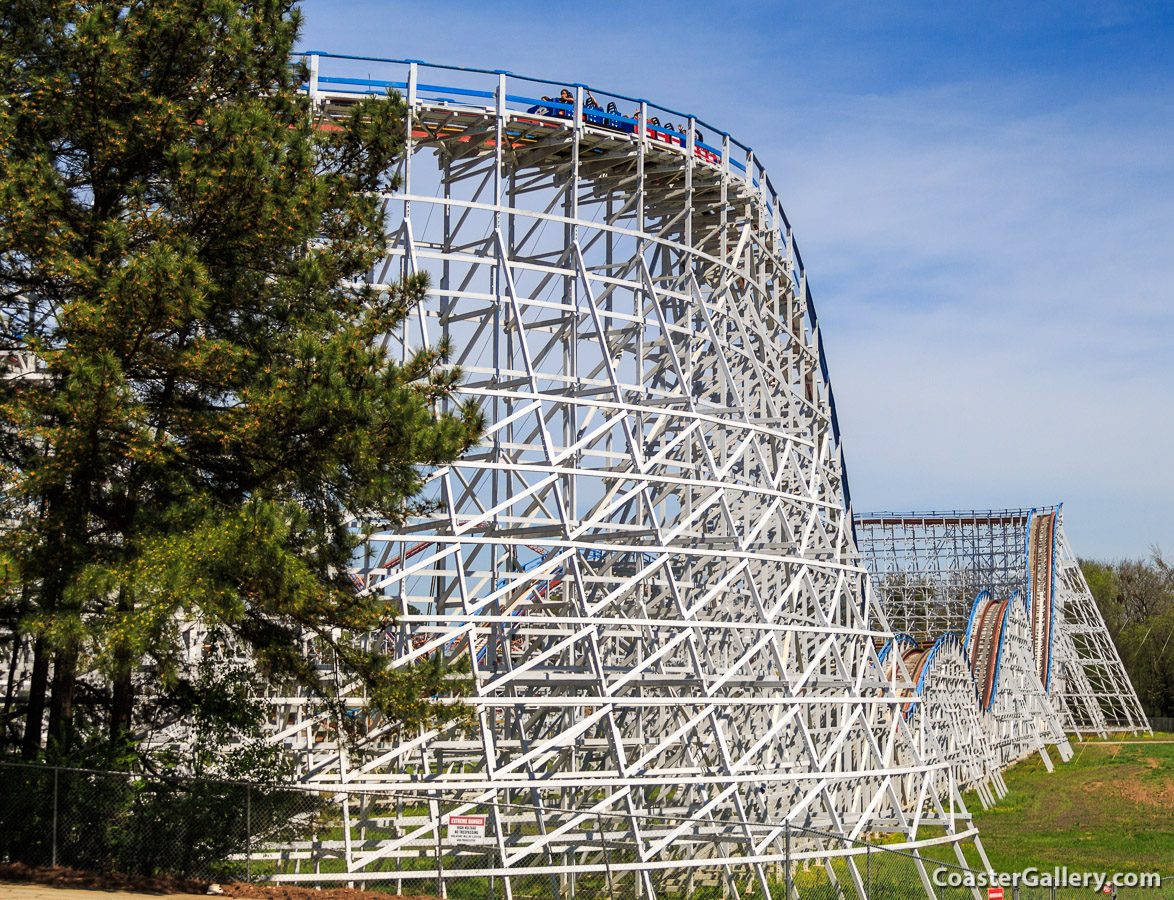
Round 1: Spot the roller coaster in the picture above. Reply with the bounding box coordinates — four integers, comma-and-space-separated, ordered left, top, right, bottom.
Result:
259, 53, 1140, 896
254, 51, 1002, 897
858, 506, 1146, 738
0, 51, 1149, 900
879, 633, 1005, 809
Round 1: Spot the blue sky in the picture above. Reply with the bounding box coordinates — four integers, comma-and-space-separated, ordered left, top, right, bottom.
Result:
296, 1, 1174, 559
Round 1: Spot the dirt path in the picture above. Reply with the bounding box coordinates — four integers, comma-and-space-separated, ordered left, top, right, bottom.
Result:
0, 866, 431, 900
0, 888, 206, 900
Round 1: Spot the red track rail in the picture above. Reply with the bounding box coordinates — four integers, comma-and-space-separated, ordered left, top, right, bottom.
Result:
1028, 511, 1056, 688
969, 595, 1011, 710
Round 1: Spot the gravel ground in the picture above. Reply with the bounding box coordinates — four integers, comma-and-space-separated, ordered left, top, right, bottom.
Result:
0, 864, 434, 900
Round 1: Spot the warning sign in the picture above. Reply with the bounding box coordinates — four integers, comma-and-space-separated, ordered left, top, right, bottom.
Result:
446, 814, 487, 843
988, 888, 1004, 900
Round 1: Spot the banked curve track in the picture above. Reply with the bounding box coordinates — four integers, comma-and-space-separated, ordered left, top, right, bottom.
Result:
965, 591, 1012, 712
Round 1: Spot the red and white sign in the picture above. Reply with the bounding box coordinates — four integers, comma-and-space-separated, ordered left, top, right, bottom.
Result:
988, 888, 1004, 900
1103, 887, 1114, 895
446, 814, 487, 842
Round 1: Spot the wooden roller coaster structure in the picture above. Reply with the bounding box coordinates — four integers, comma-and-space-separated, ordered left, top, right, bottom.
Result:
1028, 510, 1057, 691
880, 634, 1005, 810
857, 506, 1148, 738
230, 51, 999, 900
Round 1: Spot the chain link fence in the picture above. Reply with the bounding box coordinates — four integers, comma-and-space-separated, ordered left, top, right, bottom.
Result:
0, 761, 1168, 900
0, 760, 319, 882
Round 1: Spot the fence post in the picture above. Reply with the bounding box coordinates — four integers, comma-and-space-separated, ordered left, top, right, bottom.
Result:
785, 822, 792, 900
597, 813, 616, 900
866, 843, 871, 900
436, 797, 446, 900
246, 783, 252, 882
52, 767, 59, 868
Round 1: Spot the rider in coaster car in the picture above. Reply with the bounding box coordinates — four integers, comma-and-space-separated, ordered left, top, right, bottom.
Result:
529, 87, 574, 117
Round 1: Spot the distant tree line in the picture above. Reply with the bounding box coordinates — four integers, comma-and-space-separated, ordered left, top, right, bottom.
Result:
1082, 550, 1174, 718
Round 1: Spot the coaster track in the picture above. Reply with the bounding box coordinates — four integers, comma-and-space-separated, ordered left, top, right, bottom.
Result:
879, 633, 1005, 808
965, 592, 1013, 711
857, 507, 1148, 736
1027, 509, 1057, 691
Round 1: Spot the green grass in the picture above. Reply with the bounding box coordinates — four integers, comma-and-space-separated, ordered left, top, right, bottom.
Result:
948, 736, 1174, 876
252, 740, 1174, 896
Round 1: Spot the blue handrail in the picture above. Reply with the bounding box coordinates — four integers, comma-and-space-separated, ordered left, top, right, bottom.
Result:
962, 590, 990, 655
418, 82, 496, 99
877, 632, 918, 665
318, 75, 406, 90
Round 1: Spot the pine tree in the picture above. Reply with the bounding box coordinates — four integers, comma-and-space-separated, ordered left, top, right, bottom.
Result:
0, 0, 481, 763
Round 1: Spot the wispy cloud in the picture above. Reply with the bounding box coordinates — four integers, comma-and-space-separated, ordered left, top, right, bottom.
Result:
758, 81, 1174, 555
